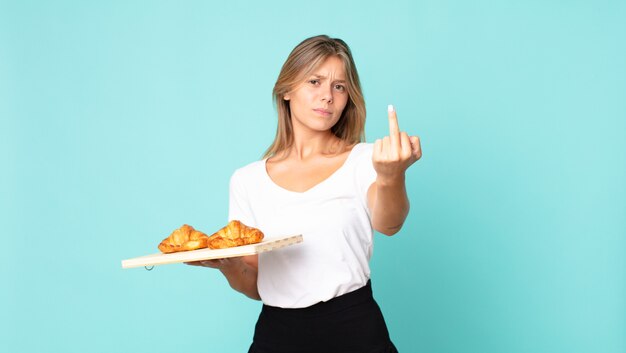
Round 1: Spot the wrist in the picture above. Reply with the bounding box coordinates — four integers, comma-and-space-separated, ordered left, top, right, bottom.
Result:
376, 173, 406, 187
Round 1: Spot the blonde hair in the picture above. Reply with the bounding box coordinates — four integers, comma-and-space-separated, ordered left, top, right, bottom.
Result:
263, 35, 366, 159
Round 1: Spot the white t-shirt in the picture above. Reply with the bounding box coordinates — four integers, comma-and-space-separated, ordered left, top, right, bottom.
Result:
228, 142, 378, 308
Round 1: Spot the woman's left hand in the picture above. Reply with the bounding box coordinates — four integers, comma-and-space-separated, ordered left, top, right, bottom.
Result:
372, 105, 422, 181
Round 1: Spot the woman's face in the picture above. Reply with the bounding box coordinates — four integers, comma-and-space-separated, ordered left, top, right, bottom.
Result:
284, 56, 349, 134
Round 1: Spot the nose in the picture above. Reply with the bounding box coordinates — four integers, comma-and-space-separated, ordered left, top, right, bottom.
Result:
321, 84, 333, 104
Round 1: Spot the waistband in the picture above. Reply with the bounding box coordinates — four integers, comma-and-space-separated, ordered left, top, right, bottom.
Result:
262, 280, 374, 317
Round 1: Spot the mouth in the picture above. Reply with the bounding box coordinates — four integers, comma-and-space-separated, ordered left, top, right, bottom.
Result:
313, 108, 332, 117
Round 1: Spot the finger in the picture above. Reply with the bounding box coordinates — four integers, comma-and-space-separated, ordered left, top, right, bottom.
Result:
410, 136, 422, 160
388, 105, 400, 153
400, 132, 412, 159
374, 138, 383, 159
185, 259, 221, 268
382, 136, 390, 159
185, 261, 209, 267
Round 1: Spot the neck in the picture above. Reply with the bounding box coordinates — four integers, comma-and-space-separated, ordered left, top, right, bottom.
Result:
291, 131, 342, 159
272, 121, 345, 160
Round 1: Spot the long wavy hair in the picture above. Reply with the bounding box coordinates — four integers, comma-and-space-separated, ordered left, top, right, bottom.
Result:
263, 35, 366, 159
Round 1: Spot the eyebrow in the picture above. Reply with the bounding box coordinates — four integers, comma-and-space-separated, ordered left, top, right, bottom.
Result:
311, 74, 346, 83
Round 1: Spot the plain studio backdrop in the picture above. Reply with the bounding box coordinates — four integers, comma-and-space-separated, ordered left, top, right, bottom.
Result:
1, 1, 624, 352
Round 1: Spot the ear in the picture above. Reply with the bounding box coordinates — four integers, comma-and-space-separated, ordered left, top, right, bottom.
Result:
283, 94, 290, 101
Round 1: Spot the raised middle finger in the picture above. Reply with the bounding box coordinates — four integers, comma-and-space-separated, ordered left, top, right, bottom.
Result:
388, 105, 401, 154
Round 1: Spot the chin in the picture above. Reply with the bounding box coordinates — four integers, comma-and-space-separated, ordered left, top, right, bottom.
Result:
313, 121, 338, 132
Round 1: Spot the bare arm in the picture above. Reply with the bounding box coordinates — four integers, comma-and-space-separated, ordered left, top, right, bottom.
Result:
368, 105, 422, 236
186, 255, 260, 300
368, 175, 410, 235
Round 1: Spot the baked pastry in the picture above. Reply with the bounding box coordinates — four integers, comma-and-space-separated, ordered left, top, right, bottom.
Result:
158, 224, 210, 253
207, 220, 264, 249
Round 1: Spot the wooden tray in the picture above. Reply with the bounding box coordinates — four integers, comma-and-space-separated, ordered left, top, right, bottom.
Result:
121, 234, 303, 269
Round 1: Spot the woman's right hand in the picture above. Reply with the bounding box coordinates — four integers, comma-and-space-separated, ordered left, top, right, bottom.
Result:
186, 255, 260, 300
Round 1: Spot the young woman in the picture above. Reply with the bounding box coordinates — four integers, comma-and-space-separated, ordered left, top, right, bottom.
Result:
189, 34, 421, 353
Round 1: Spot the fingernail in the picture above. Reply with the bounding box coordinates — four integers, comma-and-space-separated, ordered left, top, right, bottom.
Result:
388, 104, 395, 112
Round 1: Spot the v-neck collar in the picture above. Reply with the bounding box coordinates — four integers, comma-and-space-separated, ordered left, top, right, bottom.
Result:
262, 143, 363, 195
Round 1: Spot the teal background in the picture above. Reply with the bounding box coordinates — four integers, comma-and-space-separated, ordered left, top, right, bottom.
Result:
1, 1, 625, 352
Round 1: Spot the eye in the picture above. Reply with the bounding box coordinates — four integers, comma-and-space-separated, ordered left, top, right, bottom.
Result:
308, 79, 320, 85
334, 84, 346, 92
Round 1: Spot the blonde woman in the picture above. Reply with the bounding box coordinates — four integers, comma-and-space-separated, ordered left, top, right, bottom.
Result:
189, 35, 421, 352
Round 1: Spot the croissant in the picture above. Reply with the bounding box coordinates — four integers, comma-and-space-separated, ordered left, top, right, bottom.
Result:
207, 220, 264, 249
158, 224, 210, 253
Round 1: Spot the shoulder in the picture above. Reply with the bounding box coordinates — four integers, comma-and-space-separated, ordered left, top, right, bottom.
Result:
351, 142, 373, 154
348, 142, 374, 163
231, 159, 267, 184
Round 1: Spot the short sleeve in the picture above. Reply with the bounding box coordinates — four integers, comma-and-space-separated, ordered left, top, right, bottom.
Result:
228, 169, 257, 227
354, 143, 377, 214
